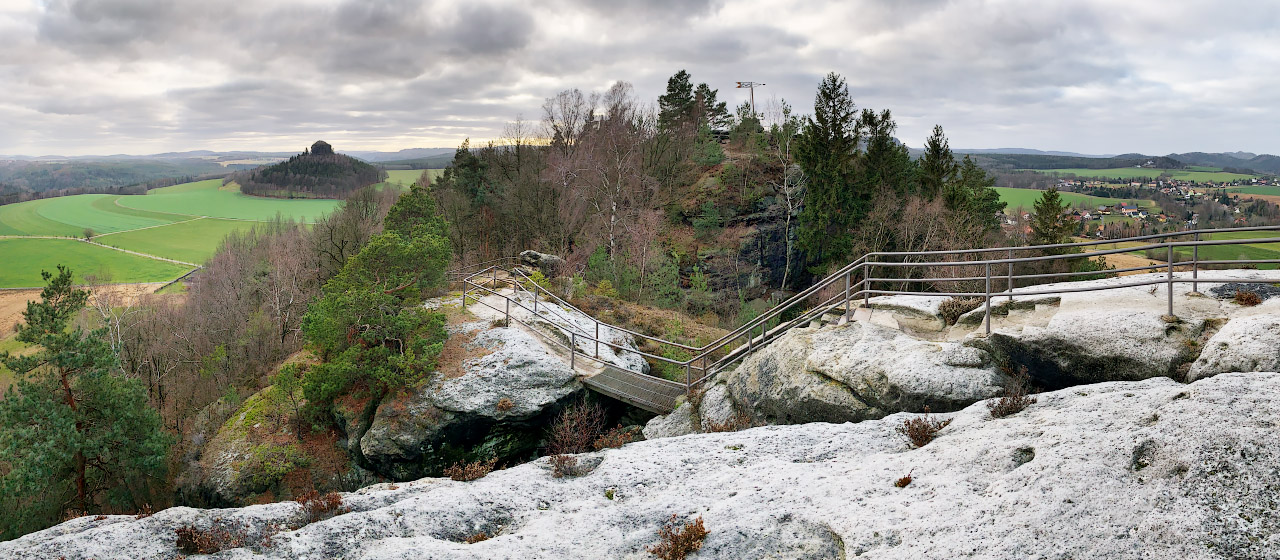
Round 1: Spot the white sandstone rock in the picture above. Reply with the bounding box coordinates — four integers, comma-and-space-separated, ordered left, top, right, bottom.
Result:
1189, 315, 1280, 381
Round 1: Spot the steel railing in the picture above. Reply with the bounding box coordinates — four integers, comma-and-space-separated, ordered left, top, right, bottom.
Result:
456, 226, 1280, 406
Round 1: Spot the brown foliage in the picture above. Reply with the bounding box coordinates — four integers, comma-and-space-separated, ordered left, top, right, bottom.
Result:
444, 458, 498, 482
894, 472, 913, 488
1234, 289, 1262, 307
549, 454, 581, 478
987, 365, 1038, 418
296, 490, 346, 524
465, 532, 490, 544
896, 407, 952, 448
175, 524, 246, 555
592, 425, 635, 450
495, 398, 515, 412
939, 297, 983, 326
546, 401, 607, 455
647, 515, 708, 560
704, 413, 753, 433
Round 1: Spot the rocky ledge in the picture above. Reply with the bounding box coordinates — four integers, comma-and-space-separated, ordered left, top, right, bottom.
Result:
7, 372, 1278, 559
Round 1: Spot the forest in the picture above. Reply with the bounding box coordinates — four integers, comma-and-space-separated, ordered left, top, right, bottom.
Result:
228, 141, 387, 199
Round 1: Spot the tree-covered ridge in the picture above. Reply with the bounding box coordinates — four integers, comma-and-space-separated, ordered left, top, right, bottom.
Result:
230, 141, 387, 199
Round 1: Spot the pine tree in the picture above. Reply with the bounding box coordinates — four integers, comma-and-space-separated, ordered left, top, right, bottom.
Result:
945, 155, 1006, 232
1030, 187, 1075, 246
657, 70, 695, 131
919, 125, 958, 198
694, 83, 731, 130
857, 108, 916, 198
795, 72, 860, 271
0, 267, 170, 539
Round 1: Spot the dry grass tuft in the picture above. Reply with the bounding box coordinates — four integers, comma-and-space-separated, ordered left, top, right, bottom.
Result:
444, 458, 498, 482
894, 472, 913, 488
939, 297, 984, 326
175, 524, 246, 555
896, 407, 952, 448
495, 397, 515, 412
704, 412, 753, 433
464, 531, 490, 544
549, 454, 581, 478
647, 515, 708, 560
987, 365, 1038, 418
1234, 289, 1262, 307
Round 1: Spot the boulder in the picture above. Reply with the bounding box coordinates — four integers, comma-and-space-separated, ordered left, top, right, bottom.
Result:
518, 250, 566, 276
353, 323, 585, 480
983, 310, 1204, 389
721, 321, 1005, 426
1188, 315, 1280, 381
14, 373, 1280, 559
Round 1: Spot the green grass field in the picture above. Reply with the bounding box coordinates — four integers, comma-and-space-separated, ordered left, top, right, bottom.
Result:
1227, 185, 1280, 197
0, 238, 193, 288
95, 217, 262, 263
996, 188, 1152, 211
0, 334, 29, 391
1089, 230, 1280, 270
115, 180, 340, 222
1026, 167, 1255, 183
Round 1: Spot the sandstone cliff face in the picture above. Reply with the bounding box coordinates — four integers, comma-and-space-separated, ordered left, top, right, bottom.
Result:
10, 372, 1279, 559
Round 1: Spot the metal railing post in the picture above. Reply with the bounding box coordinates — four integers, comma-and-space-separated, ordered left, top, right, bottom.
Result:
492, 267, 497, 288
864, 265, 872, 309
505, 297, 510, 327
461, 284, 467, 311
533, 283, 539, 313
1192, 232, 1200, 294
1167, 244, 1175, 318
570, 332, 577, 369
1007, 249, 1014, 302
703, 355, 709, 383
595, 321, 600, 358
844, 271, 850, 316
685, 362, 691, 393
984, 263, 992, 334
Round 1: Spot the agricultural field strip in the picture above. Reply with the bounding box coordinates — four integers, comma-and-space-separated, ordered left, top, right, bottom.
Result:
111, 197, 324, 224
93, 216, 205, 239
0, 235, 200, 267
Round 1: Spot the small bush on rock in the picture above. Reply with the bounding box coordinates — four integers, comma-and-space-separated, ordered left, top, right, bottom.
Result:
547, 401, 607, 455
1235, 290, 1262, 307
175, 524, 246, 555
549, 454, 581, 478
647, 515, 708, 560
444, 458, 497, 482
894, 472, 913, 488
988, 365, 1038, 418
296, 490, 346, 524
465, 532, 490, 544
896, 407, 952, 448
495, 398, 515, 412
705, 412, 753, 433
939, 297, 984, 326
593, 425, 635, 450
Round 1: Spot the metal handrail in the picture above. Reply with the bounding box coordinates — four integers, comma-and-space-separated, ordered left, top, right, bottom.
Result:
455, 226, 1280, 402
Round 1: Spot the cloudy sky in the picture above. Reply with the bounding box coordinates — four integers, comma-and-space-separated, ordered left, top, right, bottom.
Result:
1, 0, 1278, 156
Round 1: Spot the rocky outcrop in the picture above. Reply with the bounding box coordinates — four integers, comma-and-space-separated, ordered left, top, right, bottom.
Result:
518, 250, 566, 276
718, 321, 1006, 426
348, 322, 586, 480
12, 372, 1280, 559
981, 310, 1206, 389
1189, 314, 1280, 381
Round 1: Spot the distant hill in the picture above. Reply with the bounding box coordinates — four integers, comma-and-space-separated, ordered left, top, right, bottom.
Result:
348, 148, 455, 163
0, 158, 231, 194
953, 148, 1115, 158
971, 153, 1185, 171
228, 141, 386, 199
1167, 152, 1280, 175
376, 152, 456, 170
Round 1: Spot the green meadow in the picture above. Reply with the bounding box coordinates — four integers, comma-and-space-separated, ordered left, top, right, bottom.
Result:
95, 217, 266, 264
0, 238, 193, 288
115, 180, 340, 222
1227, 185, 1280, 197
995, 188, 1152, 211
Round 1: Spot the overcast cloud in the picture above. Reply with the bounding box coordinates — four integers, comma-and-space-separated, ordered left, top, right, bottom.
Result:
1, 0, 1278, 156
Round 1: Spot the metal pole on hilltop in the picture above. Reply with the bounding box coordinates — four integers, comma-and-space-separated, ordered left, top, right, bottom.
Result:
736, 81, 766, 120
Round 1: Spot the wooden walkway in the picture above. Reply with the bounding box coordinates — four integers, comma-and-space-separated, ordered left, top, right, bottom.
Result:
581, 365, 684, 414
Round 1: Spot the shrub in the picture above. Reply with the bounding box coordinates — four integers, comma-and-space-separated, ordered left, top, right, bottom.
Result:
244, 444, 309, 488
443, 458, 497, 482
987, 365, 1038, 418
595, 279, 619, 298
296, 490, 346, 524
495, 398, 515, 412
465, 532, 490, 544
1234, 289, 1262, 307
894, 473, 913, 488
896, 407, 952, 448
938, 297, 983, 326
549, 454, 581, 478
175, 524, 246, 555
546, 401, 607, 455
647, 515, 708, 560
593, 425, 635, 450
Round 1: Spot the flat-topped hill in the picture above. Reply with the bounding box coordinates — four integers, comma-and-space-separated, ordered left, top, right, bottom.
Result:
228, 141, 386, 199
